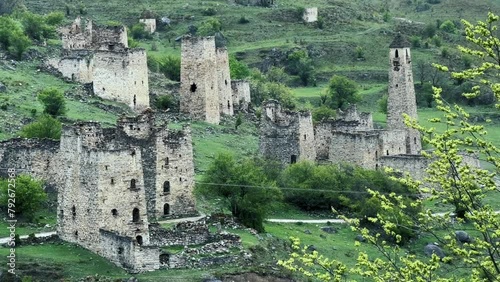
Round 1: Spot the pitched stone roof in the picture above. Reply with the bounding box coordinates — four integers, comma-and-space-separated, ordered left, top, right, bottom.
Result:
389, 33, 411, 48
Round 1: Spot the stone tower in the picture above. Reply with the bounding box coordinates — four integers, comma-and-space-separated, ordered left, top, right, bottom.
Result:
216, 47, 233, 116
387, 34, 421, 154
259, 100, 316, 166
180, 36, 220, 124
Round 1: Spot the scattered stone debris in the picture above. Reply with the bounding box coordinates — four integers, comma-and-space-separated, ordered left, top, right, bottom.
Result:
321, 226, 337, 234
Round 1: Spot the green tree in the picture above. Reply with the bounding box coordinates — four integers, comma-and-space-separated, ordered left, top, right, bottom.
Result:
44, 11, 64, 26
326, 75, 360, 109
440, 19, 456, 33
266, 66, 290, 85
266, 82, 297, 110
197, 17, 221, 36
377, 94, 388, 113
21, 11, 55, 40
159, 55, 181, 81
37, 87, 66, 116
286, 50, 315, 86
0, 15, 31, 58
200, 154, 282, 232
229, 55, 250, 79
312, 105, 336, 122
19, 114, 62, 139
130, 22, 151, 40
0, 175, 47, 221
279, 12, 500, 281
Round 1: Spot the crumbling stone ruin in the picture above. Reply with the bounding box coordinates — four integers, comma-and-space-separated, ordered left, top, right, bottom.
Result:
231, 80, 251, 112
259, 100, 316, 165
47, 17, 150, 112
303, 8, 318, 23
180, 36, 251, 124
139, 18, 157, 34
259, 34, 432, 178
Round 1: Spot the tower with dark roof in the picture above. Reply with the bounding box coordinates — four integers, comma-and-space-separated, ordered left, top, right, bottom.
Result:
387, 33, 421, 154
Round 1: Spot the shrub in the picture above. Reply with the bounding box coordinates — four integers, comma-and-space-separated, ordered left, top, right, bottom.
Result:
44, 11, 64, 26
312, 106, 336, 122
326, 75, 360, 109
130, 22, 151, 40
200, 154, 282, 232
238, 16, 250, 24
229, 55, 250, 79
155, 95, 174, 110
316, 16, 324, 29
147, 54, 160, 72
410, 36, 421, 48
355, 46, 365, 60
440, 20, 456, 33
159, 55, 181, 81
0, 175, 47, 222
202, 7, 217, 16
19, 114, 62, 139
378, 94, 388, 113
422, 23, 437, 38
197, 17, 221, 36
432, 35, 442, 47
37, 87, 66, 116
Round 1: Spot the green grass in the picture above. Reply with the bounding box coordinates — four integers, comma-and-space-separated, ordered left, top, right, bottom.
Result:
0, 209, 56, 237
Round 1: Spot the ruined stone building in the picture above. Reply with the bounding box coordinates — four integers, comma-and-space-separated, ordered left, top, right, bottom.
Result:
180, 35, 251, 124
48, 17, 149, 112
139, 18, 156, 34
303, 8, 318, 23
259, 34, 433, 178
231, 80, 251, 112
0, 109, 250, 272
259, 100, 316, 165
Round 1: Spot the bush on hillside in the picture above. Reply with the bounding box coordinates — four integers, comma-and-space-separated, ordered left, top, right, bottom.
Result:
19, 114, 62, 139
38, 87, 66, 116
0, 174, 48, 222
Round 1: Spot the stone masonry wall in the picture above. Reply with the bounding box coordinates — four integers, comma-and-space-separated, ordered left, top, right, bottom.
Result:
231, 80, 251, 112
260, 100, 316, 166
154, 126, 197, 219
216, 47, 233, 116
327, 131, 380, 169
378, 154, 430, 181
139, 19, 156, 34
303, 8, 318, 23
92, 49, 149, 111
387, 44, 421, 154
180, 36, 220, 124
0, 139, 62, 190
47, 50, 94, 83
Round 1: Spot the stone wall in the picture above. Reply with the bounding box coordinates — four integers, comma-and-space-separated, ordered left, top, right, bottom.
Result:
99, 230, 160, 273
47, 50, 94, 83
139, 19, 156, 34
235, 0, 274, 7
260, 100, 316, 166
180, 36, 220, 124
216, 47, 233, 116
149, 221, 210, 246
92, 49, 149, 111
327, 131, 379, 169
303, 8, 318, 23
231, 80, 251, 112
0, 138, 62, 190
378, 154, 430, 181
61, 17, 128, 51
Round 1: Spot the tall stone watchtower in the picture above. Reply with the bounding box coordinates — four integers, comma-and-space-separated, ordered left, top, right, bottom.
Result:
180, 36, 220, 124
216, 47, 233, 116
387, 34, 421, 154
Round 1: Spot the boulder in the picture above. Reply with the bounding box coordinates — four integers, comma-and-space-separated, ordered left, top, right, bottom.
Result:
424, 243, 445, 259
355, 234, 366, 242
455, 231, 472, 243
306, 245, 317, 252
321, 226, 337, 234
0, 82, 6, 92
304, 229, 311, 234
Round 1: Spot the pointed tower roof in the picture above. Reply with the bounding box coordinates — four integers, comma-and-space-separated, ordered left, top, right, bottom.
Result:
389, 33, 411, 48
